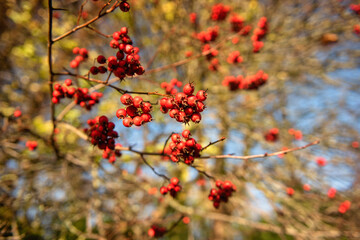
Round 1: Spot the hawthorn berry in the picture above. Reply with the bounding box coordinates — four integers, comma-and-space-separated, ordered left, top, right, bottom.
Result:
13, 109, 22, 118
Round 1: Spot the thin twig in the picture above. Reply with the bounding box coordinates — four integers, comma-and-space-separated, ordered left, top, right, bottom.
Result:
199, 140, 321, 160
140, 154, 170, 181
161, 132, 175, 154
53, 0, 120, 42
201, 137, 226, 151
86, 25, 112, 38
48, 0, 60, 159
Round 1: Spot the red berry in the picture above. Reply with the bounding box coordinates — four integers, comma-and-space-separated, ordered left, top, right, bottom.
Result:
72, 47, 80, 54
120, 1, 130, 12
99, 115, 108, 125
120, 94, 133, 105
171, 133, 181, 143
196, 90, 207, 101
171, 177, 179, 185
90, 66, 99, 75
132, 96, 143, 108
160, 186, 168, 195
141, 102, 152, 113
116, 108, 127, 119
133, 116, 143, 126
64, 79, 72, 86
182, 130, 191, 139
97, 55, 106, 64
183, 83, 194, 95
191, 113, 202, 123
126, 105, 138, 117
13, 110, 22, 118
123, 117, 133, 127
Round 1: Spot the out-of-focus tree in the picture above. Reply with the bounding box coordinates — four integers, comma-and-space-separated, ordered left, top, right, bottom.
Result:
0, 0, 360, 239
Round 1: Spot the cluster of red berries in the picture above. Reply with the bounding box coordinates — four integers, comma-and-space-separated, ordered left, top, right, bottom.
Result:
52, 81, 103, 110
102, 143, 122, 163
160, 84, 207, 124
116, 94, 153, 127
148, 225, 166, 238
208, 180, 236, 209
227, 51, 243, 64
211, 3, 230, 21
160, 78, 182, 95
163, 130, 202, 164
229, 14, 244, 33
90, 27, 145, 80
160, 177, 182, 197
222, 70, 268, 91
264, 128, 279, 142
288, 128, 303, 140
26, 141, 38, 151
85, 116, 118, 150
119, 0, 130, 12
196, 26, 219, 43
202, 44, 219, 60
202, 44, 219, 71
338, 200, 351, 214
350, 4, 360, 15
70, 47, 88, 68
251, 17, 268, 53
52, 80, 74, 103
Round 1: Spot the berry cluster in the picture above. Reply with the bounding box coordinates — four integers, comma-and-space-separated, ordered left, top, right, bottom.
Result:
208, 58, 220, 71
119, 0, 130, 12
159, 177, 182, 197
251, 17, 268, 53
229, 14, 244, 32
196, 26, 219, 43
52, 81, 103, 110
160, 84, 207, 124
91, 27, 144, 80
288, 128, 303, 140
227, 51, 243, 64
74, 88, 103, 110
208, 180, 236, 209
85, 116, 118, 150
26, 141, 38, 151
116, 94, 153, 127
148, 225, 166, 238
160, 78, 182, 95
52, 80, 73, 104
211, 3, 230, 21
350, 4, 360, 15
164, 130, 202, 164
264, 128, 279, 142
338, 200, 351, 214
102, 143, 122, 163
222, 71, 268, 91
70, 47, 88, 68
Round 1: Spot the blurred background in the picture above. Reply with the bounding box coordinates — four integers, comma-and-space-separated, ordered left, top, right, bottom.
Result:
0, 0, 360, 239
